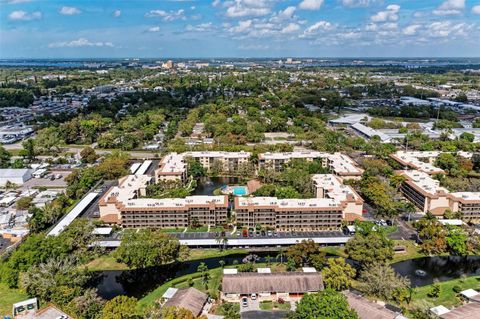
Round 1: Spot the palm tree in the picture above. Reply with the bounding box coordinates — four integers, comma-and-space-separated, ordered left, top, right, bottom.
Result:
221, 236, 229, 250
277, 249, 285, 264
215, 236, 222, 250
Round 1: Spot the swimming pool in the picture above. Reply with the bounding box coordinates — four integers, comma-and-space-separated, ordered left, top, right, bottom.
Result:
232, 186, 248, 196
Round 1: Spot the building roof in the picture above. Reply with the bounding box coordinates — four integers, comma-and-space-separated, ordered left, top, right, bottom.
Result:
440, 302, 480, 319
351, 122, 391, 142
163, 287, 208, 317
344, 291, 401, 319
431, 305, 451, 316
0, 168, 31, 178
222, 272, 323, 295
162, 287, 179, 299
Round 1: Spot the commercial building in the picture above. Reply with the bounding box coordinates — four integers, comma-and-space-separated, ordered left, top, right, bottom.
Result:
258, 151, 363, 179
99, 174, 228, 227
350, 122, 392, 143
398, 170, 480, 221
0, 169, 32, 186
221, 270, 323, 302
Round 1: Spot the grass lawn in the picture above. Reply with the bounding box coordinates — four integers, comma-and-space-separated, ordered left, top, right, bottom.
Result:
391, 240, 425, 263
0, 283, 29, 317
260, 300, 291, 311
320, 246, 347, 258
412, 276, 480, 308
187, 248, 248, 261
82, 255, 129, 271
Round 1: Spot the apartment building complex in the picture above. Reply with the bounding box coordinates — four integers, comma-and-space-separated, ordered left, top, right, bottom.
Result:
391, 151, 473, 175
99, 174, 228, 228
258, 151, 363, 179
398, 170, 480, 221
234, 174, 364, 230
155, 151, 251, 183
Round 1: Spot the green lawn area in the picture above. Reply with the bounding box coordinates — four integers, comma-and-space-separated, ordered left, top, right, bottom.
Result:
391, 240, 425, 263
82, 255, 129, 271
412, 276, 480, 308
320, 246, 347, 258
259, 300, 291, 311
0, 283, 29, 317
187, 248, 248, 261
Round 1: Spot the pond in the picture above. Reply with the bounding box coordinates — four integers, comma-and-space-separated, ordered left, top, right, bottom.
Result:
93, 255, 480, 299
192, 176, 243, 196
94, 251, 278, 299
392, 256, 480, 287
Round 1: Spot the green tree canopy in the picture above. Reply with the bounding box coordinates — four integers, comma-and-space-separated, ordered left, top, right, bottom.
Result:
288, 289, 358, 319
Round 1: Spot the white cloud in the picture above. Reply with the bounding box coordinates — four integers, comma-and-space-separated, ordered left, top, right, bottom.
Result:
145, 9, 186, 21
433, 0, 465, 16
426, 21, 472, 38
228, 19, 253, 33
49, 38, 113, 48
403, 24, 421, 35
4, 0, 33, 3
113, 10, 121, 17
279, 6, 296, 19
340, 0, 376, 7
371, 4, 400, 22
147, 26, 161, 32
302, 20, 333, 36
224, 0, 272, 17
472, 5, 480, 14
8, 10, 41, 21
281, 23, 300, 33
186, 22, 213, 32
59, 6, 81, 15
299, 0, 324, 10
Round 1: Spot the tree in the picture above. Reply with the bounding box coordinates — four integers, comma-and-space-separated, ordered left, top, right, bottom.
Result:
101, 296, 139, 319
358, 263, 410, 301
16, 196, 33, 210
220, 303, 240, 319
445, 226, 468, 256
345, 223, 394, 265
0, 145, 11, 168
97, 151, 129, 180
19, 257, 91, 306
322, 257, 356, 291
286, 240, 326, 269
80, 146, 98, 164
35, 127, 62, 153
149, 306, 207, 319
414, 217, 447, 254
197, 262, 210, 289
186, 158, 205, 178
66, 289, 105, 319
435, 153, 458, 172
288, 289, 358, 319
114, 229, 183, 269
20, 138, 36, 161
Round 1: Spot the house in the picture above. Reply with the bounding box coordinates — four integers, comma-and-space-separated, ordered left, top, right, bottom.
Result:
221, 271, 323, 302
162, 287, 208, 317
13, 298, 71, 319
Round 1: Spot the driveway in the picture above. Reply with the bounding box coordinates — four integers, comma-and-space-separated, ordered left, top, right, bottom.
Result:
240, 299, 259, 313
241, 311, 289, 319
388, 218, 417, 240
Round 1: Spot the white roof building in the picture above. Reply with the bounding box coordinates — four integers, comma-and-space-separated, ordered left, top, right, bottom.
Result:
0, 168, 32, 186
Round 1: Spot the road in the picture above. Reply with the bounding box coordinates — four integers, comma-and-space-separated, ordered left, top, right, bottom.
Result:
388, 218, 417, 240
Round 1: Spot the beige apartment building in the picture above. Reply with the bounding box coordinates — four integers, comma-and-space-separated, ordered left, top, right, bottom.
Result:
99, 174, 228, 228
155, 151, 251, 183
399, 170, 480, 221
258, 151, 363, 180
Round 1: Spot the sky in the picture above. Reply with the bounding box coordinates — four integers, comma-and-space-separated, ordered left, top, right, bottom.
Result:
0, 0, 479, 58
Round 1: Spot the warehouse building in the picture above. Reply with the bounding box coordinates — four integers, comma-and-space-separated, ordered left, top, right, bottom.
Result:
0, 169, 32, 186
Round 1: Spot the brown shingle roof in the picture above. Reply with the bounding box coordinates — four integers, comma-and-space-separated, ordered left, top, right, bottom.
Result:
222, 272, 323, 295
163, 287, 208, 317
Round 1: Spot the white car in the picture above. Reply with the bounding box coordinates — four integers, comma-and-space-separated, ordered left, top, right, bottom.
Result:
241, 297, 248, 307
251, 293, 257, 300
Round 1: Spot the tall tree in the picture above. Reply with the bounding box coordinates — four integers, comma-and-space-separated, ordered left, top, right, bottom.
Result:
288, 289, 358, 319
322, 257, 356, 291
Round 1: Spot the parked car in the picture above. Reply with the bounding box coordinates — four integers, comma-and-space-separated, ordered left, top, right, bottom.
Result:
241, 297, 248, 307
267, 230, 273, 237
251, 293, 257, 300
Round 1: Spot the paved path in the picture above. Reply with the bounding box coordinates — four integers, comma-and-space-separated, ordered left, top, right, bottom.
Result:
241, 311, 289, 319
388, 218, 417, 240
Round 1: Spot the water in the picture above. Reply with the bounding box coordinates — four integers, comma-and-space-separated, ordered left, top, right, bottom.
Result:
192, 176, 242, 195
93, 255, 480, 299
232, 186, 248, 196
94, 251, 278, 299
392, 256, 480, 287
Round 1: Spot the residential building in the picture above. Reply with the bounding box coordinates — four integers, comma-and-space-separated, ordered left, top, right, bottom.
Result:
391, 151, 472, 175
99, 174, 228, 227
155, 151, 251, 183
399, 170, 480, 221
221, 271, 323, 302
162, 287, 208, 317
258, 151, 363, 179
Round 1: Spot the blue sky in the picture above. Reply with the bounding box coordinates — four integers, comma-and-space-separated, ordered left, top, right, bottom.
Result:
1, 0, 479, 58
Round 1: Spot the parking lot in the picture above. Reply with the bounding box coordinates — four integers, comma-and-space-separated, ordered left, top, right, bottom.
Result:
22, 170, 71, 189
